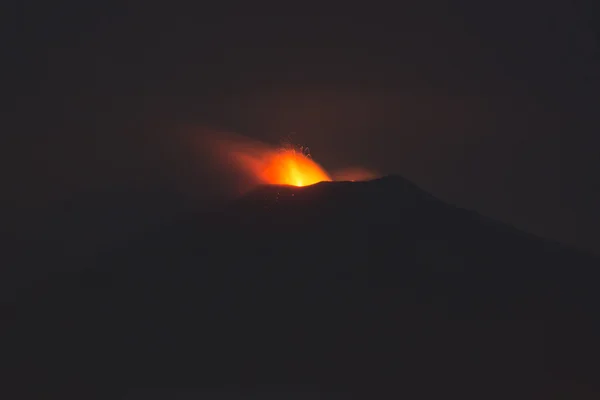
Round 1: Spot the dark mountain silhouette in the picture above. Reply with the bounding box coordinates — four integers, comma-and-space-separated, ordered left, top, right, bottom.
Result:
4, 175, 600, 399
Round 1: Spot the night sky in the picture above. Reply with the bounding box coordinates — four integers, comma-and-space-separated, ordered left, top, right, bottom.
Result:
4, 1, 600, 258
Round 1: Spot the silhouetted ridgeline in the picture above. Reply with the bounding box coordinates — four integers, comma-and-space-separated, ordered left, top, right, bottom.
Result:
4, 176, 600, 399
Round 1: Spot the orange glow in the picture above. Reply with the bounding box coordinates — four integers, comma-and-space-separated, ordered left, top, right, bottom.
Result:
207, 133, 331, 187
232, 148, 331, 187
204, 131, 378, 190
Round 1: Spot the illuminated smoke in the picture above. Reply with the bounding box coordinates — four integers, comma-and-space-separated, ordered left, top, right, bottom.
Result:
208, 133, 330, 187
201, 131, 378, 193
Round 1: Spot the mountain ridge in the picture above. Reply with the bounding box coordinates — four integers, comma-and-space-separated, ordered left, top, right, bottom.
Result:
4, 174, 600, 398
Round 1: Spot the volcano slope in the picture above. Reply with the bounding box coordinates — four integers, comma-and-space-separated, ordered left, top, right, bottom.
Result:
5, 176, 600, 399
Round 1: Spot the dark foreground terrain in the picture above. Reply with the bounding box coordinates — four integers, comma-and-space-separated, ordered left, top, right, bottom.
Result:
4, 176, 600, 399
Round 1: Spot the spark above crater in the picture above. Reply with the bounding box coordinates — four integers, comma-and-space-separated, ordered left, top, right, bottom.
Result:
233, 148, 331, 187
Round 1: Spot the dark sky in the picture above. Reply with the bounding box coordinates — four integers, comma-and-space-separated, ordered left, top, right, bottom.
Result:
3, 1, 600, 255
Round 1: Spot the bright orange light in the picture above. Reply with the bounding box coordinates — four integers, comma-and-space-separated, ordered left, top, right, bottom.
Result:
233, 148, 331, 187
204, 132, 376, 190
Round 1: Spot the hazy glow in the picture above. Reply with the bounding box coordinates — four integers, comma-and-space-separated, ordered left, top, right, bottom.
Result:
233, 148, 331, 187
205, 131, 376, 189
331, 167, 378, 182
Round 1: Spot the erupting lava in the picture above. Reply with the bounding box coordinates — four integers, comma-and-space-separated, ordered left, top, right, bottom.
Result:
206, 132, 375, 189
232, 147, 331, 187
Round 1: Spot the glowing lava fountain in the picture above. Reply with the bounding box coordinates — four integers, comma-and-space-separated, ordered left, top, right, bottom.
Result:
206, 132, 375, 189
232, 148, 331, 187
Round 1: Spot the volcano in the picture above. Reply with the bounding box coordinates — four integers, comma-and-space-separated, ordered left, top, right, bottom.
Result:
5, 176, 600, 399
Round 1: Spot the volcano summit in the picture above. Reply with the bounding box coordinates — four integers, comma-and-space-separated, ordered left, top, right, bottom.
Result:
5, 176, 600, 399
